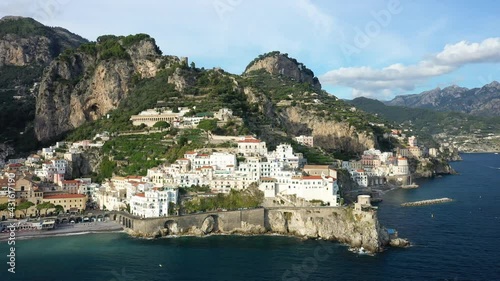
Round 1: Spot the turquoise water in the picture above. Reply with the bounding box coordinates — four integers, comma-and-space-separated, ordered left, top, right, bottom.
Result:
2, 153, 499, 281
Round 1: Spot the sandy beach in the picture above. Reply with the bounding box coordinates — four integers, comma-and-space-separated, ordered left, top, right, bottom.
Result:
0, 221, 124, 241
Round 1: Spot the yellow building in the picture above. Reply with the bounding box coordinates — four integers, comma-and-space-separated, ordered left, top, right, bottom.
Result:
43, 194, 87, 214
13, 177, 43, 218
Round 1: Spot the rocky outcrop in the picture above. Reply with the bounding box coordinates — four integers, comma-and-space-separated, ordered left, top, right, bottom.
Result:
282, 106, 375, 153
244, 51, 321, 90
0, 16, 87, 66
410, 157, 456, 178
67, 148, 103, 178
34, 35, 182, 142
127, 207, 392, 253
266, 208, 389, 253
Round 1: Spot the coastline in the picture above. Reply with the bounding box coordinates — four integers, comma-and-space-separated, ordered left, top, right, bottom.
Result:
0, 221, 124, 241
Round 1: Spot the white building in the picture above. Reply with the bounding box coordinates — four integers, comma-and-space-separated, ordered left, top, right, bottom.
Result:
350, 169, 368, 187
408, 136, 417, 147
267, 143, 306, 169
130, 187, 178, 218
295, 135, 314, 147
237, 136, 267, 156
260, 174, 339, 206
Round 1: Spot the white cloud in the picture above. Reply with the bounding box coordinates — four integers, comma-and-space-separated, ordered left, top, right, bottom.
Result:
320, 37, 500, 98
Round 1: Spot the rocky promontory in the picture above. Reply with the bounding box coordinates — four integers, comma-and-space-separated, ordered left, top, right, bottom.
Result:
123, 207, 394, 253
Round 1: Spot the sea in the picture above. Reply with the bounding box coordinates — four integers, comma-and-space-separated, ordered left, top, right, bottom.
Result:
2, 153, 499, 281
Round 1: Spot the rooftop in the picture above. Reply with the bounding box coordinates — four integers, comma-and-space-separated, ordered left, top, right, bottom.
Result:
43, 194, 86, 199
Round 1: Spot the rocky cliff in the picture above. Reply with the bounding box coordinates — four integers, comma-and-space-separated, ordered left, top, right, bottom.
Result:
34, 34, 183, 142
67, 148, 103, 178
0, 16, 87, 66
266, 208, 390, 252
244, 51, 321, 90
281, 106, 375, 152
409, 157, 456, 178
128, 207, 392, 253
242, 71, 376, 155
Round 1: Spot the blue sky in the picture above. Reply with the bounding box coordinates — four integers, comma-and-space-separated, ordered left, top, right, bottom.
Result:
1, 0, 499, 100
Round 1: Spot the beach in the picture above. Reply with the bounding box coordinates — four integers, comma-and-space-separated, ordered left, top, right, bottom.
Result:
0, 220, 123, 241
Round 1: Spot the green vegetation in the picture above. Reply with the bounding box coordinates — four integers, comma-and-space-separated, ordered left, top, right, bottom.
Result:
54, 205, 64, 214
0, 17, 48, 37
99, 133, 171, 179
16, 201, 34, 217
291, 143, 335, 164
0, 202, 8, 212
36, 202, 55, 216
182, 187, 264, 214
153, 121, 170, 129
244, 51, 314, 78
0, 64, 42, 152
197, 119, 218, 131
179, 185, 211, 195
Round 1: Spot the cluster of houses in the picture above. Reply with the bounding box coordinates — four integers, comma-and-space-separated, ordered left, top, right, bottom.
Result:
341, 135, 442, 187
0, 102, 445, 221
0, 137, 109, 220
96, 135, 340, 218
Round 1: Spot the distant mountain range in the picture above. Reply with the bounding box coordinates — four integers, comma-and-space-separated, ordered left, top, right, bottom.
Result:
386, 81, 500, 116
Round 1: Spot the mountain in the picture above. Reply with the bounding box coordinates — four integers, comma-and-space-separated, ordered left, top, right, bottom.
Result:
386, 81, 500, 116
34, 34, 178, 143
244, 51, 322, 90
349, 97, 500, 152
0, 16, 87, 156
0, 16, 87, 66
64, 50, 395, 162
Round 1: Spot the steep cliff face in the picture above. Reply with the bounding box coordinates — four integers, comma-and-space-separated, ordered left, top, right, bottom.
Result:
0, 16, 87, 66
67, 148, 103, 178
282, 106, 375, 153
266, 208, 389, 252
242, 85, 375, 155
244, 51, 321, 90
34, 35, 181, 142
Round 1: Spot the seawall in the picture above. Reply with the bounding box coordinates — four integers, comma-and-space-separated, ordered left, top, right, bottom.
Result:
114, 206, 391, 253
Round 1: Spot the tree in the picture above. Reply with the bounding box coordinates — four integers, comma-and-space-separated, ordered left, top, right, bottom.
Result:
197, 119, 218, 132
54, 205, 64, 215
168, 202, 177, 216
0, 202, 8, 212
16, 201, 35, 218
190, 62, 196, 69
153, 121, 170, 129
36, 202, 55, 216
